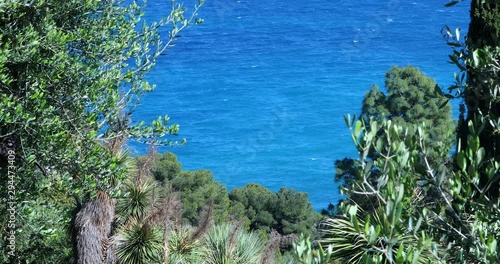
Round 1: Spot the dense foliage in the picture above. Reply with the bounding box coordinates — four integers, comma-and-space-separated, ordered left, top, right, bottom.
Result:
109, 151, 273, 264
1, 0, 499, 263
0, 0, 202, 262
361, 66, 455, 160
143, 152, 230, 225
120, 152, 320, 263
335, 66, 455, 212
320, 1, 500, 264
229, 183, 320, 240
456, 0, 500, 200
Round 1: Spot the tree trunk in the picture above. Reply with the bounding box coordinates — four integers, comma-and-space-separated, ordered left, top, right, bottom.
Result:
74, 192, 116, 264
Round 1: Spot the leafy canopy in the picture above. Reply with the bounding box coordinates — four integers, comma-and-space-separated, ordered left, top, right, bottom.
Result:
229, 183, 320, 240
361, 66, 455, 161
0, 0, 203, 262
334, 66, 454, 213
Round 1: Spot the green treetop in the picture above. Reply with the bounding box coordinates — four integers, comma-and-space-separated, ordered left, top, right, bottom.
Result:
361, 66, 455, 162
335, 66, 454, 212
321, 2, 500, 262
229, 183, 320, 242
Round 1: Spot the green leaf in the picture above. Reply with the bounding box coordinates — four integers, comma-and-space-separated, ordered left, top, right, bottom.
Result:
444, 25, 453, 37
476, 148, 485, 166
354, 120, 362, 139
396, 244, 405, 263
457, 151, 466, 171
344, 114, 352, 128
472, 49, 481, 67
368, 226, 378, 245
415, 217, 422, 232
489, 238, 497, 254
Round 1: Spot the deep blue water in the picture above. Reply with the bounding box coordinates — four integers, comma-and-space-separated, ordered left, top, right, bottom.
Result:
130, 0, 470, 210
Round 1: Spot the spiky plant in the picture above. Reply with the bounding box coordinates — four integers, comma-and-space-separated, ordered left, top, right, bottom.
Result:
201, 223, 266, 264
162, 202, 213, 263
113, 148, 178, 264
116, 177, 157, 222
163, 225, 204, 264
115, 218, 164, 264
321, 205, 440, 264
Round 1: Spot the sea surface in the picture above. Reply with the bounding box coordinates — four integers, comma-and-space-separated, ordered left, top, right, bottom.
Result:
130, 0, 470, 210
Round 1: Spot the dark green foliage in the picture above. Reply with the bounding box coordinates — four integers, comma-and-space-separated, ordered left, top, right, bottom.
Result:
0, 0, 202, 262
229, 183, 277, 232
320, 203, 336, 217
229, 183, 320, 240
172, 170, 230, 225
275, 187, 319, 237
151, 152, 183, 183
334, 66, 455, 213
456, 0, 500, 199
361, 66, 455, 161
131, 152, 322, 260
137, 152, 230, 226
439, 2, 500, 261
468, 0, 500, 48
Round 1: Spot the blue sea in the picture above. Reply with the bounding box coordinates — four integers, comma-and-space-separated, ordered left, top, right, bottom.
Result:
131, 0, 470, 210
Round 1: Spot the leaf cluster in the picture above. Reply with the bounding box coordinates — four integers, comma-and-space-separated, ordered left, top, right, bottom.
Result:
229, 183, 321, 242
0, 0, 204, 262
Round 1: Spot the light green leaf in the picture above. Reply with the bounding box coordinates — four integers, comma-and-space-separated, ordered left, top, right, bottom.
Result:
457, 151, 466, 171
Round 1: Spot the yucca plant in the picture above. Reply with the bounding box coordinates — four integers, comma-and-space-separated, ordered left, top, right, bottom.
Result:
200, 223, 266, 264
115, 218, 164, 264
113, 148, 184, 264
113, 178, 185, 264
164, 225, 204, 264
116, 178, 158, 221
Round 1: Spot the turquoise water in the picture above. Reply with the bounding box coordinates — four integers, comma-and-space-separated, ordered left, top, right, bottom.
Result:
131, 0, 470, 210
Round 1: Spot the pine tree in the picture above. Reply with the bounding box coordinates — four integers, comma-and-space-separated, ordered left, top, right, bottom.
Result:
335, 66, 454, 212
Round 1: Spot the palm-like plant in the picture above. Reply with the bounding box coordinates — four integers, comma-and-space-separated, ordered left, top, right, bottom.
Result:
201, 223, 266, 264
113, 174, 166, 264
321, 204, 441, 264
164, 225, 204, 264
115, 218, 164, 264
113, 149, 184, 264
116, 177, 157, 221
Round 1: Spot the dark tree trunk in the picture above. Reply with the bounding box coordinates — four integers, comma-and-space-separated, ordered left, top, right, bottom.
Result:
74, 192, 116, 264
